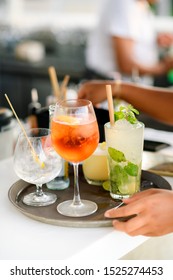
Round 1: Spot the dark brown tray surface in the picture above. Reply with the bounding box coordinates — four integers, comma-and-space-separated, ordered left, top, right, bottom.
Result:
8, 169, 172, 228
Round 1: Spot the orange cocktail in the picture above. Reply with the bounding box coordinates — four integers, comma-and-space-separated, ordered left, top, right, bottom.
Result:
51, 99, 99, 217
51, 115, 99, 163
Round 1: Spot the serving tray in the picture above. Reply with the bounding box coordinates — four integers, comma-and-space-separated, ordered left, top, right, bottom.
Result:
8, 170, 172, 228
149, 162, 173, 177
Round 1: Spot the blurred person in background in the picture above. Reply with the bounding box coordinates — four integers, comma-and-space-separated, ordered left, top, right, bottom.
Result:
85, 0, 173, 85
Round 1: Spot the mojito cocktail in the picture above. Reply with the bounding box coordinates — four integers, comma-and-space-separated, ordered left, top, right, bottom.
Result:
104, 117, 144, 200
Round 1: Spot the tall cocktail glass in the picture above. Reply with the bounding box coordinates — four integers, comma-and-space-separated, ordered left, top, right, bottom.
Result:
104, 119, 144, 200
51, 99, 99, 217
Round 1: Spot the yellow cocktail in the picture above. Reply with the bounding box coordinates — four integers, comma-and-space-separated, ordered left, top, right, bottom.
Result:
83, 142, 109, 185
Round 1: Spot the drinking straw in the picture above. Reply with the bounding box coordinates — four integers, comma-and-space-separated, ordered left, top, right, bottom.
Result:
60, 74, 70, 100
4, 94, 45, 168
48, 66, 61, 99
106, 85, 114, 125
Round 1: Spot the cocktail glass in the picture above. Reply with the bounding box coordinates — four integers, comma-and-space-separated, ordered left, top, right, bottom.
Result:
51, 99, 99, 217
46, 104, 70, 190
104, 120, 144, 200
82, 142, 109, 186
13, 128, 62, 206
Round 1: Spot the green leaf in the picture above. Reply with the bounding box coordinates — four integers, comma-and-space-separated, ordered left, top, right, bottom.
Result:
124, 162, 138, 176
114, 104, 139, 124
131, 108, 139, 115
110, 164, 128, 193
108, 147, 126, 162
114, 111, 124, 121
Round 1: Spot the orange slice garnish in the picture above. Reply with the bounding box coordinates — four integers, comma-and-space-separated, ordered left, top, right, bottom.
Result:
57, 115, 80, 124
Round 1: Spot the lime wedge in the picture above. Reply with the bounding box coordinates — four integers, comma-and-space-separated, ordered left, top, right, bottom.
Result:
118, 182, 136, 195
102, 180, 110, 191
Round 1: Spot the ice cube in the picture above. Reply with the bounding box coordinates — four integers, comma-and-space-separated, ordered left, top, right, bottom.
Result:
113, 119, 134, 130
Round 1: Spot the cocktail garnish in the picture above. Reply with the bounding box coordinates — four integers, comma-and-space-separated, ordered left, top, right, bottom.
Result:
102, 180, 110, 191
108, 147, 126, 162
57, 115, 80, 124
114, 105, 139, 124
108, 147, 139, 194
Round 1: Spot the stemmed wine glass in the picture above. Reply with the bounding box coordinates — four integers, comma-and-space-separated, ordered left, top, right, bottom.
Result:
51, 99, 99, 217
13, 128, 62, 206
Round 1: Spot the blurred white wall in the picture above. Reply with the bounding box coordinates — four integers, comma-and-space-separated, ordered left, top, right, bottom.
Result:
1, 0, 173, 33
2, 0, 102, 31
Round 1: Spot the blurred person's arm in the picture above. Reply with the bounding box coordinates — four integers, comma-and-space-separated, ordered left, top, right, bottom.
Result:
78, 80, 173, 125
112, 36, 173, 76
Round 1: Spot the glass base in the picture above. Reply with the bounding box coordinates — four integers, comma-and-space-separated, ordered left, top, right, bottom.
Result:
57, 200, 98, 217
110, 192, 130, 200
22, 192, 57, 207
84, 177, 105, 186
46, 177, 70, 190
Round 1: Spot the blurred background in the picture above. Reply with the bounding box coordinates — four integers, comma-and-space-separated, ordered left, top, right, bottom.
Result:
1, 0, 173, 119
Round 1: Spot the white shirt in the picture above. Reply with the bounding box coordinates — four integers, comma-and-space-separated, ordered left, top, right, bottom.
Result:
86, 0, 158, 85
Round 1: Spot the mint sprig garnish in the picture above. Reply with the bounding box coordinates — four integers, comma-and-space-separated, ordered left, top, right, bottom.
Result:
114, 105, 139, 124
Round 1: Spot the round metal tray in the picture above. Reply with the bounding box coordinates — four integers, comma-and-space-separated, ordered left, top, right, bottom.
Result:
8, 170, 172, 228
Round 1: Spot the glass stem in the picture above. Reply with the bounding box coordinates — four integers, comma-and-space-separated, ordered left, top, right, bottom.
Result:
36, 184, 44, 197
73, 163, 82, 206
